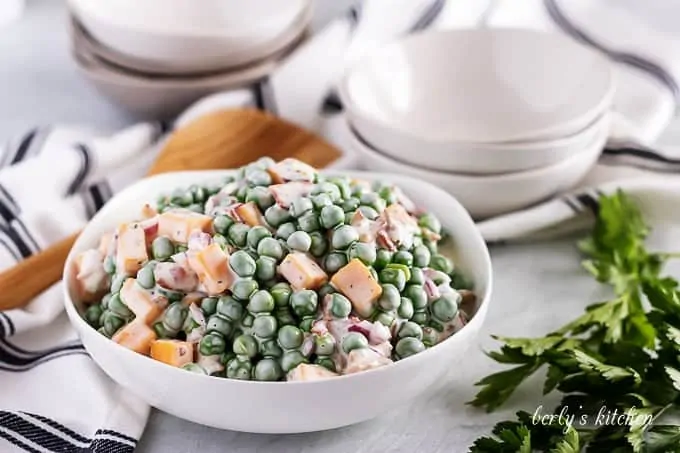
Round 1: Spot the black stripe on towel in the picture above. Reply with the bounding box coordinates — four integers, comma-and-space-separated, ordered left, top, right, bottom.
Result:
252, 77, 279, 115
0, 340, 87, 371
67, 143, 93, 196
576, 193, 600, 216
544, 0, 679, 101
563, 196, 583, 213
12, 218, 40, 253
8, 128, 37, 166
0, 184, 18, 224
0, 412, 136, 453
0, 234, 21, 263
603, 145, 680, 167
0, 428, 42, 453
347, 3, 362, 29
0, 313, 14, 337
409, 0, 447, 32
1, 224, 32, 258
321, 91, 344, 115
0, 184, 19, 212
84, 181, 113, 219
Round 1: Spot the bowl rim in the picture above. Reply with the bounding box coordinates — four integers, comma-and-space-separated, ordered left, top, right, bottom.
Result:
337, 28, 615, 145
63, 169, 493, 387
347, 117, 609, 180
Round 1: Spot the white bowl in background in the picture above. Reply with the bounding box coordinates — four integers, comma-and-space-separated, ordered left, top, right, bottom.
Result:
63, 170, 492, 434
67, 0, 311, 74
348, 123, 608, 220
339, 28, 614, 146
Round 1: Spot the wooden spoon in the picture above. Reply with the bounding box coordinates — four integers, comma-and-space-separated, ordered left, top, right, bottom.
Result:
0, 108, 341, 311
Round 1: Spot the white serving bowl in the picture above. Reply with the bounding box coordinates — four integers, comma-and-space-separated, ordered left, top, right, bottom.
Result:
348, 123, 608, 220
68, 0, 311, 74
339, 28, 614, 146
63, 170, 493, 434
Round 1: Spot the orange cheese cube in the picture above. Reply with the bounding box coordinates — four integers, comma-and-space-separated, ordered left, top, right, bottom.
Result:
187, 243, 232, 295
115, 223, 148, 275
269, 182, 312, 208
158, 210, 213, 244
287, 363, 338, 381
279, 252, 328, 291
267, 158, 317, 184
330, 259, 382, 318
234, 202, 265, 227
150, 340, 194, 368
120, 278, 163, 325
112, 321, 157, 355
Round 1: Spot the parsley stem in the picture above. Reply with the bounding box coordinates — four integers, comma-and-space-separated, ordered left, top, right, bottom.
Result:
660, 252, 680, 260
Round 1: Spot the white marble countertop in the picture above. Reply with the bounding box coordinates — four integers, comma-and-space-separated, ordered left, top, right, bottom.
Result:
0, 2, 679, 452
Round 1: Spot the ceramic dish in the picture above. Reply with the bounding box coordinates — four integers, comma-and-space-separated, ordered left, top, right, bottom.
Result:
67, 0, 311, 74
348, 123, 608, 220
339, 28, 614, 146
63, 170, 492, 434
69, 5, 312, 76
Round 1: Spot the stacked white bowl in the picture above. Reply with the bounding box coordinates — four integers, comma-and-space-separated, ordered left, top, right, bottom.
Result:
66, 0, 312, 118
339, 29, 615, 220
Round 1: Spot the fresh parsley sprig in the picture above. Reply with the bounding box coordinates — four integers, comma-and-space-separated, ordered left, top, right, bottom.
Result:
468, 191, 680, 452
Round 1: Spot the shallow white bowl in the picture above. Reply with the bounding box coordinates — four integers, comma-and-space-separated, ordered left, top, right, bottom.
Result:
68, 0, 311, 73
349, 124, 607, 220
339, 28, 614, 146
63, 170, 493, 434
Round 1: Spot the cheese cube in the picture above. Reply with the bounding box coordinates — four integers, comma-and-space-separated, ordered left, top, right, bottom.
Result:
234, 202, 265, 227
150, 340, 194, 368
112, 321, 157, 355
158, 210, 213, 244
120, 278, 163, 325
267, 158, 317, 184
115, 223, 148, 275
187, 243, 232, 295
279, 252, 328, 291
330, 259, 382, 317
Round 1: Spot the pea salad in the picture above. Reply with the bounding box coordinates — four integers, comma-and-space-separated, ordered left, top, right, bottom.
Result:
73, 158, 476, 382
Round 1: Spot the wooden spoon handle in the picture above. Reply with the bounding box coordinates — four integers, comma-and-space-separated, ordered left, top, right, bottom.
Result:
0, 234, 77, 311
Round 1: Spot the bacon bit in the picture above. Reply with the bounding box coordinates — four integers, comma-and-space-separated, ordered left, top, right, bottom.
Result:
311, 320, 329, 335
154, 262, 199, 292
188, 303, 206, 327
348, 324, 371, 338
424, 279, 440, 300
188, 230, 212, 251
421, 228, 442, 243
225, 203, 244, 222
376, 230, 396, 251
269, 182, 313, 208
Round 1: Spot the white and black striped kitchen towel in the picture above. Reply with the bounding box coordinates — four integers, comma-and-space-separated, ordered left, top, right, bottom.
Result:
2, 0, 680, 452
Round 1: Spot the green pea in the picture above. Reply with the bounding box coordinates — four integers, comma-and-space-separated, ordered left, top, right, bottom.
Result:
163, 302, 188, 331
226, 356, 252, 380
379, 268, 406, 292
110, 274, 127, 294
97, 326, 111, 338
257, 237, 284, 260
290, 290, 318, 317
276, 222, 297, 240
398, 297, 415, 320
215, 296, 243, 322
227, 223, 250, 247
264, 205, 292, 228
418, 213, 441, 234
378, 284, 401, 311
85, 304, 103, 328
347, 242, 376, 266
182, 314, 200, 335
290, 197, 314, 218
207, 315, 233, 337
232, 278, 259, 300
429, 270, 450, 286
309, 232, 328, 257
245, 169, 272, 186
228, 250, 256, 278
187, 203, 204, 214
213, 234, 228, 250
241, 314, 254, 328
153, 321, 172, 339
422, 326, 439, 346
297, 212, 320, 233
315, 356, 337, 373
253, 315, 277, 339
398, 321, 423, 340
314, 182, 342, 202
183, 363, 208, 375
430, 254, 454, 274
255, 256, 277, 282
344, 212, 355, 225
409, 268, 425, 285
360, 192, 386, 213
213, 215, 235, 236
374, 249, 393, 270
331, 225, 359, 250
412, 245, 431, 268
319, 205, 345, 229
342, 332, 368, 353
318, 283, 336, 299
275, 307, 296, 327
247, 290, 275, 314
278, 325, 304, 350
246, 226, 272, 250
393, 250, 414, 267
136, 262, 156, 289
102, 311, 126, 337
431, 293, 460, 322
190, 185, 208, 204
233, 334, 258, 358
170, 188, 194, 206
395, 337, 426, 359
100, 293, 112, 310
374, 311, 395, 327
377, 186, 398, 204
200, 332, 227, 356
271, 283, 292, 308
451, 271, 474, 290
254, 358, 283, 381
299, 316, 315, 332
342, 197, 360, 213
109, 293, 133, 319
429, 319, 445, 333
329, 293, 352, 318
157, 287, 184, 303
287, 231, 312, 252
260, 340, 283, 358
311, 193, 333, 210
386, 263, 411, 282
411, 310, 429, 325
103, 256, 116, 275
324, 252, 348, 274
255, 156, 275, 168
245, 186, 275, 211
314, 333, 336, 356
280, 350, 307, 373
358, 206, 379, 220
